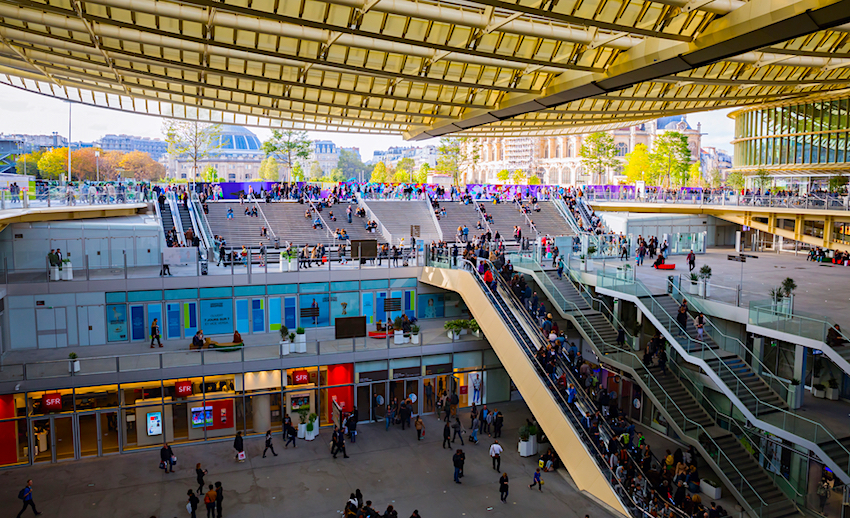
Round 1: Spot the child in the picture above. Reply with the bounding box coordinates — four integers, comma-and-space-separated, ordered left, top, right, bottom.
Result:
529, 468, 543, 491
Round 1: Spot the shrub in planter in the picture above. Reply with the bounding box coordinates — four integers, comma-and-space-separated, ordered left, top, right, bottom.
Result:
791, 378, 800, 385
393, 316, 404, 330
288, 333, 296, 342
828, 378, 839, 389
296, 327, 306, 335
296, 407, 310, 425
469, 319, 480, 334
306, 413, 318, 432
68, 352, 78, 360
278, 326, 289, 342
410, 324, 420, 344
813, 383, 826, 398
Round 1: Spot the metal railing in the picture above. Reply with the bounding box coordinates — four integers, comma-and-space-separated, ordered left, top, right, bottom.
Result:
584, 189, 850, 212
749, 299, 850, 347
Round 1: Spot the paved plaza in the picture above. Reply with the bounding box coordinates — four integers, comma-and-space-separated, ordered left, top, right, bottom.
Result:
0, 400, 615, 518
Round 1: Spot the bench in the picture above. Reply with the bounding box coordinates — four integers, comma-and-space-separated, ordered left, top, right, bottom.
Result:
655, 264, 675, 270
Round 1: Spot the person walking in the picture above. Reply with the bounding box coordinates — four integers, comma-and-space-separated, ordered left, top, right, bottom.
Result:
187, 489, 200, 518
150, 318, 162, 348
333, 426, 349, 459
695, 312, 705, 341
493, 409, 503, 438
160, 442, 174, 473
451, 417, 465, 445
817, 478, 830, 512
414, 416, 424, 440
233, 431, 245, 462
489, 439, 503, 471
214, 482, 223, 518
470, 413, 480, 444
263, 430, 278, 458
452, 449, 465, 484
676, 304, 689, 337
16, 480, 41, 517
442, 421, 452, 449
195, 463, 208, 494
204, 484, 217, 518
529, 467, 544, 491
687, 250, 696, 271
284, 422, 297, 448
499, 473, 509, 503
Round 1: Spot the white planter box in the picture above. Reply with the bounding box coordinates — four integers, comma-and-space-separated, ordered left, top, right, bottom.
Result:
61, 264, 73, 280
411, 334, 420, 345
688, 283, 699, 295
700, 481, 721, 499
447, 331, 460, 340
393, 330, 404, 345
69, 360, 80, 373
288, 260, 297, 272
293, 334, 307, 353
280, 340, 290, 356
698, 281, 706, 297
813, 388, 826, 398
278, 255, 285, 272
297, 423, 307, 439
518, 438, 538, 457
50, 266, 60, 281
472, 330, 482, 339
305, 419, 319, 441
704, 282, 711, 297
826, 387, 840, 400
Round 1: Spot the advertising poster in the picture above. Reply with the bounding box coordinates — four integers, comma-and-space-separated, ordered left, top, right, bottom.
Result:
130, 305, 145, 341
200, 299, 234, 335
444, 293, 468, 318
417, 294, 444, 319
299, 295, 329, 327
191, 406, 213, 428
468, 372, 483, 405
330, 292, 359, 325
146, 412, 162, 436
107, 304, 128, 342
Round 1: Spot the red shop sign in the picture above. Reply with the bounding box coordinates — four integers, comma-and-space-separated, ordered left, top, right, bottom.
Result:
175, 381, 193, 397
292, 370, 310, 385
459, 386, 469, 395
42, 393, 63, 411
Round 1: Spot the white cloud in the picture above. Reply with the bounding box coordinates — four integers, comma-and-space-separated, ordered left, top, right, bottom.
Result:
685, 108, 736, 152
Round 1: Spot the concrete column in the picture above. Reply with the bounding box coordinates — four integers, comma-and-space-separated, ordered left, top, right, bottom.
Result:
548, 138, 556, 159
752, 336, 764, 376
790, 344, 806, 409
252, 394, 271, 433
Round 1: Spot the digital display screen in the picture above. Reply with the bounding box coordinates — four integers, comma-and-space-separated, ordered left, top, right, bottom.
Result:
146, 412, 162, 436
191, 406, 213, 428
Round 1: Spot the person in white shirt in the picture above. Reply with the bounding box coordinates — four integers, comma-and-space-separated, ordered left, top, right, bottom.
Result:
489, 440, 503, 472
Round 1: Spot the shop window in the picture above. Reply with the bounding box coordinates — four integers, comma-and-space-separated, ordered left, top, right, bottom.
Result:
299, 294, 329, 328
200, 299, 234, 336
0, 418, 28, 467
74, 385, 119, 410
121, 381, 164, 407
29, 389, 74, 415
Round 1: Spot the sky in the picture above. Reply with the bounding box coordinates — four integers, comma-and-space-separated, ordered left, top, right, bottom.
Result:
0, 83, 735, 158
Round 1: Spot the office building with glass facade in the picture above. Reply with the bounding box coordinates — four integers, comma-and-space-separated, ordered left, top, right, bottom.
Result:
729, 92, 850, 188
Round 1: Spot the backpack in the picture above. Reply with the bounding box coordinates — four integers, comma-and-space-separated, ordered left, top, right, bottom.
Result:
204, 493, 213, 505
451, 393, 459, 405
18, 488, 27, 500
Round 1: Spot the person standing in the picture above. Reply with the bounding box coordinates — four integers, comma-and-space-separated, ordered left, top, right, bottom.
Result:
451, 417, 465, 445
233, 431, 244, 461
16, 480, 40, 517
470, 413, 480, 444
442, 421, 452, 449
187, 489, 200, 518
204, 484, 217, 518
195, 463, 208, 494
414, 416, 424, 440
452, 449, 465, 484
529, 468, 543, 491
499, 473, 509, 503
263, 430, 278, 458
214, 482, 223, 518
489, 439, 503, 471
150, 318, 162, 348
160, 442, 174, 473
695, 312, 706, 341
493, 409, 504, 438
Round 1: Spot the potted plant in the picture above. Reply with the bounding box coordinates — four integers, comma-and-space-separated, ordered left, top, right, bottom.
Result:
294, 326, 307, 353
68, 352, 80, 373
813, 383, 826, 399
296, 407, 309, 438
826, 378, 840, 400
812, 357, 824, 385
393, 316, 405, 345
410, 324, 420, 345
689, 273, 699, 295
445, 320, 462, 340
287, 250, 298, 272
700, 478, 722, 499
61, 257, 73, 281
781, 277, 797, 314
698, 265, 712, 297
279, 326, 290, 356
469, 319, 481, 338
305, 412, 319, 441
517, 423, 538, 457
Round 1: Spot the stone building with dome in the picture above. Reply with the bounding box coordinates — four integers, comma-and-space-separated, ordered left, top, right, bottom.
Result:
166, 126, 265, 181
467, 115, 702, 186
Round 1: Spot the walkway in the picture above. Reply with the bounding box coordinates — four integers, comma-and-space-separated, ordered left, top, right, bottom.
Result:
0, 400, 615, 518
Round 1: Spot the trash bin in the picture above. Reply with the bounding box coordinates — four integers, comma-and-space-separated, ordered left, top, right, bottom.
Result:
201, 260, 209, 276
667, 275, 675, 294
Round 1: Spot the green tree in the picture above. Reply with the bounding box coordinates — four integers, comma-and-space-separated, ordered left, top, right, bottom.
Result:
437, 137, 479, 185
579, 132, 618, 184
511, 169, 526, 184
496, 169, 510, 183
261, 130, 311, 182
370, 162, 389, 183
258, 156, 280, 181
706, 169, 722, 189
393, 170, 411, 183
16, 150, 44, 176
413, 163, 430, 183
649, 132, 691, 188
754, 169, 772, 191
337, 148, 369, 181
163, 120, 222, 180
726, 171, 745, 191
622, 143, 652, 184
396, 157, 415, 175
291, 163, 305, 182
329, 168, 346, 182
37, 147, 69, 179
828, 173, 849, 193
528, 175, 542, 185
201, 166, 220, 183
686, 162, 701, 187
309, 161, 323, 180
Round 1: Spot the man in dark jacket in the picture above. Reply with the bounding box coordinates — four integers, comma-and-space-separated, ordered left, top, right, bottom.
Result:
452, 449, 465, 483
160, 442, 174, 473
442, 422, 452, 449
214, 482, 223, 518
493, 410, 504, 438
234, 431, 244, 461
333, 427, 349, 459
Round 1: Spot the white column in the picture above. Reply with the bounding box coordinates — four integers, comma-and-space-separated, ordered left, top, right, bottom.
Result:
252, 394, 271, 433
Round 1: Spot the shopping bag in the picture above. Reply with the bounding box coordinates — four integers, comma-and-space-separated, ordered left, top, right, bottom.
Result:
237, 451, 246, 461
171, 455, 177, 465
186, 503, 193, 514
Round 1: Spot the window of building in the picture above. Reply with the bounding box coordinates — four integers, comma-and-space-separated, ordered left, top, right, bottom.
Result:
615, 142, 628, 157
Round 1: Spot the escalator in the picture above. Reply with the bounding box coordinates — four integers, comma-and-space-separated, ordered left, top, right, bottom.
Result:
510, 256, 800, 518
594, 269, 850, 485
177, 201, 197, 245
420, 258, 635, 517
159, 200, 176, 235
